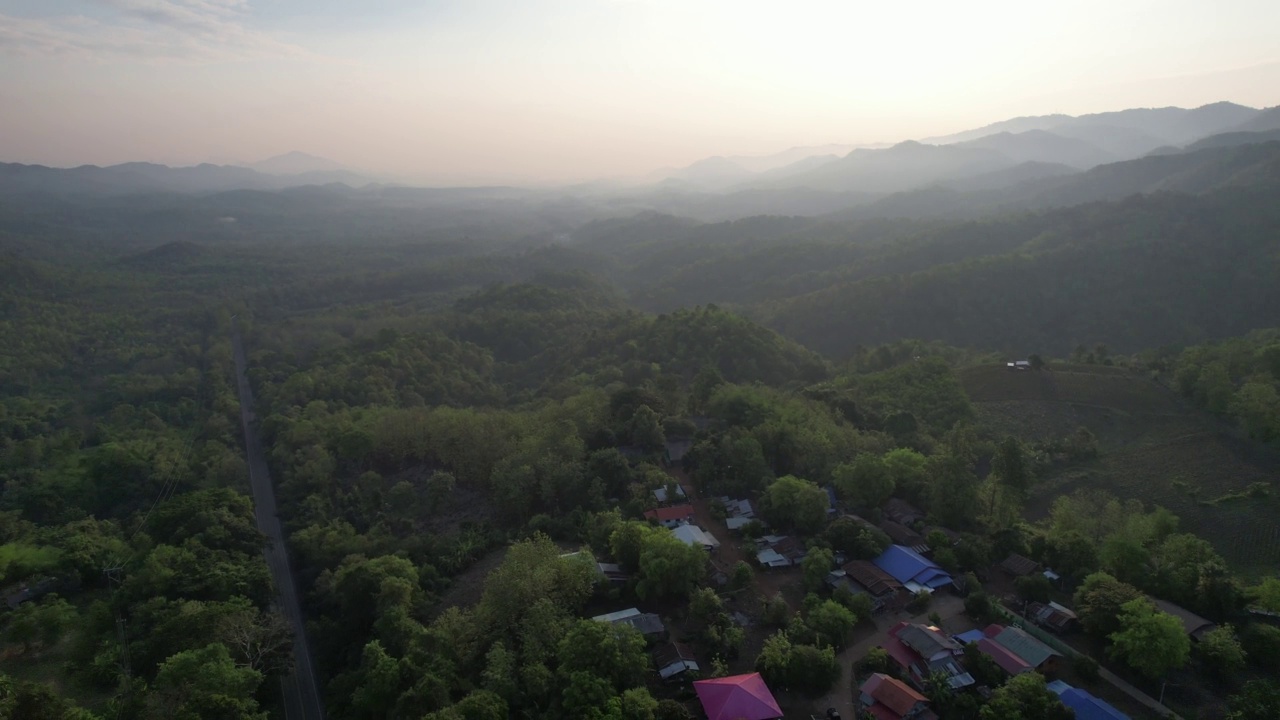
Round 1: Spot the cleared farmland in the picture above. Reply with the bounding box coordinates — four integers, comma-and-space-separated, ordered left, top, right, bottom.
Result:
961, 364, 1280, 577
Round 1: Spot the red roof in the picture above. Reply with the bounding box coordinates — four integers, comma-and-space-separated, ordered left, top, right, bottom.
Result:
644, 504, 695, 522
693, 673, 782, 720
866, 703, 901, 720
860, 673, 927, 717
983, 623, 1006, 638
977, 637, 1032, 675
881, 635, 919, 671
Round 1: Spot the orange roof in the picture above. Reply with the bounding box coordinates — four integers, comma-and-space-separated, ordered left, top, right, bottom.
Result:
644, 504, 695, 522
861, 673, 927, 717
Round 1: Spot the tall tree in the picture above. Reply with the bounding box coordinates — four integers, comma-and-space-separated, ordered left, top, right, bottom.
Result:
831, 455, 894, 510
1107, 599, 1191, 679
759, 475, 829, 534
978, 672, 1073, 720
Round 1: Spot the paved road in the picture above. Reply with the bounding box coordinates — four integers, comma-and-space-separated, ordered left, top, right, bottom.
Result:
231, 324, 326, 720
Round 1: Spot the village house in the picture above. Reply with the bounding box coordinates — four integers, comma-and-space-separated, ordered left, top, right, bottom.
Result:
1047, 680, 1131, 720
874, 545, 953, 593
883, 622, 975, 690
717, 496, 757, 531
859, 673, 937, 720
952, 629, 1034, 677
644, 504, 695, 529
653, 484, 687, 503
1150, 597, 1217, 642
693, 673, 783, 720
884, 498, 926, 526
754, 535, 807, 568
830, 560, 907, 613
1028, 601, 1079, 634
654, 641, 700, 681
671, 523, 721, 552
558, 551, 631, 585
998, 553, 1041, 577
879, 520, 930, 554
592, 608, 667, 638
982, 624, 1062, 672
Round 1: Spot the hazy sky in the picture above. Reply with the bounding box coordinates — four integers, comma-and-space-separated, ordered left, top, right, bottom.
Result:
2, 0, 1278, 184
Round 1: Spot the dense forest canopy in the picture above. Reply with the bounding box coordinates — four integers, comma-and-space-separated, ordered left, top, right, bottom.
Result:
2, 124, 1280, 719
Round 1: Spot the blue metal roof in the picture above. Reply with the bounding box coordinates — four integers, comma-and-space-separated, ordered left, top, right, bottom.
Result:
953, 630, 986, 645
874, 545, 952, 588
1050, 684, 1130, 720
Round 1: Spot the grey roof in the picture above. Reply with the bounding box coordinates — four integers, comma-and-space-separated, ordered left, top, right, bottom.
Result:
671, 524, 720, 549
617, 613, 667, 636
992, 626, 1061, 668
1000, 553, 1041, 576
1150, 597, 1216, 639
654, 485, 687, 503
593, 608, 642, 623
897, 624, 961, 658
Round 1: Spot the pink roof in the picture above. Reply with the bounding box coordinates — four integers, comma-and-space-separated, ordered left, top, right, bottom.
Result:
977, 637, 1032, 675
694, 673, 783, 720
982, 623, 1006, 638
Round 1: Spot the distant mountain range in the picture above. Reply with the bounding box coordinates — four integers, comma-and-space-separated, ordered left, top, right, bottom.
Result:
0, 158, 374, 197
656, 101, 1280, 195
245, 151, 349, 176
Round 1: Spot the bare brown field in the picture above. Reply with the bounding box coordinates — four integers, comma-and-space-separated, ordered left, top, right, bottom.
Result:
963, 364, 1280, 577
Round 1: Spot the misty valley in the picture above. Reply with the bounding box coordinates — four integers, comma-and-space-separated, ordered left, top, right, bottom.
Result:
3, 101, 1280, 720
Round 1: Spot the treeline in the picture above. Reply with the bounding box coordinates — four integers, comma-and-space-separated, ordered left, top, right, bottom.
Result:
1171, 329, 1280, 444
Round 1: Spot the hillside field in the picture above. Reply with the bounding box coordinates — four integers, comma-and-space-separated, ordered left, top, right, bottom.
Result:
961, 364, 1280, 577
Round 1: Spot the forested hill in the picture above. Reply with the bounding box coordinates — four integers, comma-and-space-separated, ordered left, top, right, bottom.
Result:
761, 184, 1280, 357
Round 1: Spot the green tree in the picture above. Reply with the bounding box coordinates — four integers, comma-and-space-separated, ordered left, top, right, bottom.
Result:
145, 643, 267, 720
1248, 577, 1280, 612
424, 471, 456, 513
1242, 624, 1280, 672
449, 690, 508, 720
759, 475, 829, 534
656, 698, 693, 720
629, 405, 666, 454
858, 647, 894, 675
1231, 381, 1280, 441
883, 448, 929, 502
1199, 625, 1247, 677
1107, 599, 1191, 679
804, 600, 857, 649
978, 672, 1073, 720
754, 631, 839, 696
3, 596, 77, 653
832, 455, 894, 510
0, 673, 98, 720
1074, 572, 1144, 638
557, 620, 649, 690
1227, 679, 1280, 720
636, 530, 706, 600
801, 547, 834, 592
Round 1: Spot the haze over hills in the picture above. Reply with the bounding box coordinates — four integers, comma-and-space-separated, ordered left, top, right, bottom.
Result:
0, 160, 375, 198
246, 151, 350, 176
650, 101, 1279, 199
